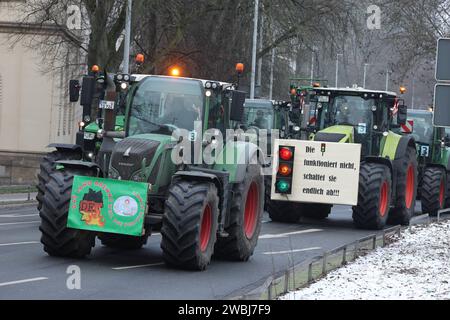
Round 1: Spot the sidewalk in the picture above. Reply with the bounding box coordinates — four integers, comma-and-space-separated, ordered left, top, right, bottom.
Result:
0, 192, 37, 204
281, 220, 450, 300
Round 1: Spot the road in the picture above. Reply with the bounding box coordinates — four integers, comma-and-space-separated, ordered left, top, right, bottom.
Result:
0, 203, 432, 299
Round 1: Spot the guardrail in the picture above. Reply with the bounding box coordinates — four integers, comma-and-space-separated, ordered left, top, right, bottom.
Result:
231, 225, 402, 300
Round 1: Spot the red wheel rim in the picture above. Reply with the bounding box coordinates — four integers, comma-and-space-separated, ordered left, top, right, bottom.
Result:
405, 165, 415, 209
439, 179, 445, 208
244, 182, 259, 239
379, 181, 389, 217
199, 204, 212, 252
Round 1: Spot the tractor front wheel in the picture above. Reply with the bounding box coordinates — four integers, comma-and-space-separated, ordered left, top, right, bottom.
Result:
352, 163, 392, 230
214, 163, 264, 261
388, 147, 417, 225
161, 181, 219, 270
37, 150, 81, 210
39, 169, 95, 258
421, 167, 446, 217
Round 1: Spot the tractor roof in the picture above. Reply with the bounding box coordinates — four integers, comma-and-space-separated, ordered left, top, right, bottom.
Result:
244, 99, 275, 109
314, 86, 397, 98
131, 74, 232, 87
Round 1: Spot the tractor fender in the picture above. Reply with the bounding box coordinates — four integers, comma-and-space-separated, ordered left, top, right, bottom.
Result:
55, 160, 102, 177
48, 143, 83, 155
365, 156, 393, 176
213, 141, 261, 184
394, 136, 416, 160
425, 163, 447, 172
173, 171, 223, 196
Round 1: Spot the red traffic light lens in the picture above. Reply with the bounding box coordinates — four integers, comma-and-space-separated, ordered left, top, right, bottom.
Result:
278, 164, 292, 176
279, 147, 293, 161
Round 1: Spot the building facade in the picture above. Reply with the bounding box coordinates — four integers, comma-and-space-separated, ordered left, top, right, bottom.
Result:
0, 1, 79, 185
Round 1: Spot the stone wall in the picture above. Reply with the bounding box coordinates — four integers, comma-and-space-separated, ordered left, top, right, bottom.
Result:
0, 151, 43, 186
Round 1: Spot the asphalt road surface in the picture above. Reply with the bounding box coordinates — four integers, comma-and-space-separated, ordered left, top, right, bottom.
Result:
0, 203, 433, 299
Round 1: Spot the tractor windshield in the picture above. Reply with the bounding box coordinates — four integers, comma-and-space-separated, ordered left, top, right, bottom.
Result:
128, 77, 203, 135
243, 101, 274, 130
330, 95, 374, 129
408, 112, 433, 144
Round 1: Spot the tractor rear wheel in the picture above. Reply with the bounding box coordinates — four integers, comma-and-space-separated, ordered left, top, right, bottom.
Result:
301, 204, 332, 220
99, 233, 149, 250
267, 201, 301, 223
37, 150, 81, 210
161, 181, 219, 270
214, 163, 264, 261
39, 169, 95, 258
445, 170, 450, 209
421, 167, 446, 217
388, 147, 417, 226
352, 163, 392, 230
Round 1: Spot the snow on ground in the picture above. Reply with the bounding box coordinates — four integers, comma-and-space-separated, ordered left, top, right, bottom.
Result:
281, 221, 450, 300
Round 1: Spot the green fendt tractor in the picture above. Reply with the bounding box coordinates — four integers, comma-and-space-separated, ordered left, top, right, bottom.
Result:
400, 109, 450, 216
38, 72, 265, 271
268, 86, 418, 230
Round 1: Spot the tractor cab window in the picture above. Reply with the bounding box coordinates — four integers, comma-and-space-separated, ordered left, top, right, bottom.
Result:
331, 95, 374, 129
128, 77, 203, 135
207, 91, 227, 133
408, 112, 433, 144
243, 105, 274, 130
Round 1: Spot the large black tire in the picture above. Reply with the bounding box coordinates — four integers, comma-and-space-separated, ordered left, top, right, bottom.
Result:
265, 176, 301, 223
214, 163, 264, 261
445, 170, 450, 209
99, 233, 149, 250
388, 147, 418, 225
36, 150, 81, 210
301, 204, 332, 220
161, 181, 219, 270
39, 170, 95, 258
353, 163, 392, 230
421, 167, 446, 217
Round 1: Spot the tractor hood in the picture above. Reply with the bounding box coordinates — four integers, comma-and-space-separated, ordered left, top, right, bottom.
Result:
110, 134, 174, 182
314, 125, 354, 143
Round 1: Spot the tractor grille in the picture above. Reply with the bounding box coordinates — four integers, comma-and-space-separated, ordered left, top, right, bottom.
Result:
110, 138, 160, 180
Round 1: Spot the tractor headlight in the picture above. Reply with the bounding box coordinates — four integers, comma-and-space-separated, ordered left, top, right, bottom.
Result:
205, 90, 212, 97
97, 129, 105, 139
123, 74, 130, 82
116, 74, 123, 81
371, 106, 377, 112
212, 82, 218, 89
205, 82, 212, 89
120, 82, 128, 90
293, 126, 301, 132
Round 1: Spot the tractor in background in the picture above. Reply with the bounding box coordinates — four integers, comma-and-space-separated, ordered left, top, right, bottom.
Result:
398, 109, 450, 216
268, 86, 418, 230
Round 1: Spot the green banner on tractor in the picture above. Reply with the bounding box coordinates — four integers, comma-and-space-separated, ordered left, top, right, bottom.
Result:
67, 176, 148, 237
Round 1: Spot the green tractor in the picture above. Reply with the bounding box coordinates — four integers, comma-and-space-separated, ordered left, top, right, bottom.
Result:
37, 73, 265, 271
398, 109, 450, 216
268, 86, 418, 230
36, 69, 130, 211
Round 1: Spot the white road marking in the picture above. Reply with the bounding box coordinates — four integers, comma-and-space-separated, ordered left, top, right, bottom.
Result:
0, 277, 48, 287
0, 214, 39, 218
112, 262, 164, 270
262, 247, 322, 255
0, 241, 39, 247
0, 221, 40, 226
259, 229, 323, 239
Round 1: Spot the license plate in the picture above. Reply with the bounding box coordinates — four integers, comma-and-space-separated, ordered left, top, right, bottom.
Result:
99, 100, 115, 110
84, 132, 96, 140
318, 96, 329, 103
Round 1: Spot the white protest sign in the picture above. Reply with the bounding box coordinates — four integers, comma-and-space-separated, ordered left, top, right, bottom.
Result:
271, 139, 361, 206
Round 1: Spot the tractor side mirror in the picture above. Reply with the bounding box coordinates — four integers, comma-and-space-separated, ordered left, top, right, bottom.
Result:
80, 76, 96, 106
230, 90, 246, 122
69, 80, 80, 102
397, 105, 408, 125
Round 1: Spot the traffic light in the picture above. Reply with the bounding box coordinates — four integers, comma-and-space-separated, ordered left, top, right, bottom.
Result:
275, 146, 295, 194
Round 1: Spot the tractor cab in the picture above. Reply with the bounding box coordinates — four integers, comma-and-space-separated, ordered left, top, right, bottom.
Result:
309, 87, 407, 158
242, 99, 275, 130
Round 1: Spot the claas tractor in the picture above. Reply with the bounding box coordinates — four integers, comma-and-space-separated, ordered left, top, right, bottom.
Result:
268, 86, 418, 230
397, 109, 450, 216
37, 71, 265, 271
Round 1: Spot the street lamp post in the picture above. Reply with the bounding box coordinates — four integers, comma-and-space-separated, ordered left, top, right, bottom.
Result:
335, 53, 343, 87
250, 0, 260, 99
363, 63, 369, 88
122, 0, 132, 74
